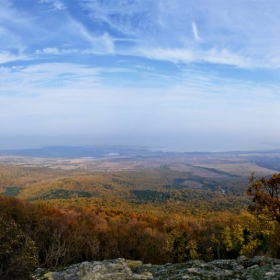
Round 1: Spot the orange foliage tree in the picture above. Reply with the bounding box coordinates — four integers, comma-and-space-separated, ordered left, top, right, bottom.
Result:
247, 173, 280, 223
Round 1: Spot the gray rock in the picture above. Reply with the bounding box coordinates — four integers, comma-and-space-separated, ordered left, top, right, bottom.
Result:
32, 257, 280, 280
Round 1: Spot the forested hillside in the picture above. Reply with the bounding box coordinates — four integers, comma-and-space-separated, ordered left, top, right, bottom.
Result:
0, 163, 280, 279
1, 193, 280, 279
0, 165, 249, 214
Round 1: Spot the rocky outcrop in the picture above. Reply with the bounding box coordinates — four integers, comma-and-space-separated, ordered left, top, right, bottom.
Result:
32, 256, 280, 280
32, 259, 153, 280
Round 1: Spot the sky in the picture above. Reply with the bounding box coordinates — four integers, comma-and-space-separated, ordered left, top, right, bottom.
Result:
1, 0, 280, 151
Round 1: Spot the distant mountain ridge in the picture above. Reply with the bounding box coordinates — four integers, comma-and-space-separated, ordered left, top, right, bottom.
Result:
1, 145, 280, 159
0, 145, 156, 158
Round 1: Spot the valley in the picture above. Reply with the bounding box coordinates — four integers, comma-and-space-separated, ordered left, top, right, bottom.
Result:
0, 146, 280, 214
1, 146, 280, 276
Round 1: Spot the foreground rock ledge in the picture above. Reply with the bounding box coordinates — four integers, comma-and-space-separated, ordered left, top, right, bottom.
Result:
32, 256, 280, 280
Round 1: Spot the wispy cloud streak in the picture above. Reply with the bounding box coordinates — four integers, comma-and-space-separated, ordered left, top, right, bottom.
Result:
192, 22, 200, 41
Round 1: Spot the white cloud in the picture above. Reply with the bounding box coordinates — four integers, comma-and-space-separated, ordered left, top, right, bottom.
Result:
52, 1, 66, 11
35, 36, 115, 56
0, 63, 102, 102
0, 51, 28, 64
136, 47, 253, 68
191, 22, 200, 41
0, 2, 35, 51
2, 0, 279, 69
0, 58, 280, 148
84, 32, 115, 55
67, 19, 115, 54
137, 48, 195, 63
79, 0, 152, 36
202, 48, 252, 68
39, 0, 67, 11
35, 47, 79, 55
79, 0, 280, 69
1, 60, 279, 116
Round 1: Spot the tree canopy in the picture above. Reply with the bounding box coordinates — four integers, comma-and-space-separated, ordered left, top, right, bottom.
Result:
247, 173, 280, 224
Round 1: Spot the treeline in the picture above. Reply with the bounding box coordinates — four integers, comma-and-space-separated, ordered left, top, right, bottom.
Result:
1, 195, 280, 279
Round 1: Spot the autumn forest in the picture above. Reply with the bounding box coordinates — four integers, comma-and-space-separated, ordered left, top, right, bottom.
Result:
1, 148, 280, 279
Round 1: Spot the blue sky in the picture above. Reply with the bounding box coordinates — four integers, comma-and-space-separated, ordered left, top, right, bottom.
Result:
1, 0, 280, 151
